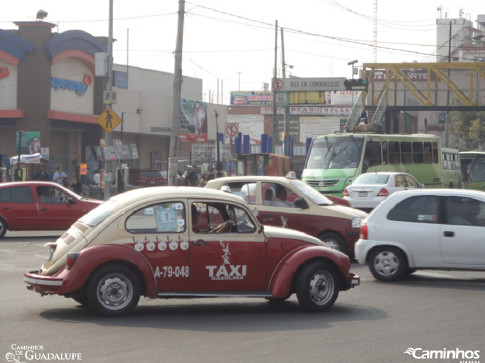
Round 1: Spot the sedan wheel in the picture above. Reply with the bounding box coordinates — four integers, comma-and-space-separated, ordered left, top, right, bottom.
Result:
88, 265, 140, 316
296, 262, 339, 312
369, 247, 407, 282
0, 218, 7, 238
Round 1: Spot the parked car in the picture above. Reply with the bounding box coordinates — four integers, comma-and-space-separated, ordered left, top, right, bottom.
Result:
343, 172, 423, 211
0, 181, 102, 238
24, 187, 360, 316
128, 169, 167, 187
206, 176, 367, 255
355, 189, 485, 281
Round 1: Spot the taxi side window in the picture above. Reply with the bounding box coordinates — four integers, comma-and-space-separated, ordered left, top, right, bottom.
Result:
191, 202, 255, 234
8, 186, 34, 204
126, 202, 185, 234
223, 182, 256, 204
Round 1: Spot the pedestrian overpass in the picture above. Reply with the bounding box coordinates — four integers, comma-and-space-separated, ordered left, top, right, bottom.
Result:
346, 62, 485, 131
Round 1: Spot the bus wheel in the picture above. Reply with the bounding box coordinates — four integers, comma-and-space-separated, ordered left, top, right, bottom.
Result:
319, 232, 346, 254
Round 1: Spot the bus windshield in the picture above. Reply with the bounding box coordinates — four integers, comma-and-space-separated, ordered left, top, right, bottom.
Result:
306, 136, 364, 169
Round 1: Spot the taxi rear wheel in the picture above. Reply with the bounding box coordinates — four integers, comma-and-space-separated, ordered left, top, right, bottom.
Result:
296, 262, 339, 312
87, 264, 141, 316
0, 218, 7, 238
318, 232, 346, 254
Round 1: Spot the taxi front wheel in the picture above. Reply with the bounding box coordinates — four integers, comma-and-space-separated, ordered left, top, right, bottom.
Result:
87, 264, 141, 316
296, 262, 339, 312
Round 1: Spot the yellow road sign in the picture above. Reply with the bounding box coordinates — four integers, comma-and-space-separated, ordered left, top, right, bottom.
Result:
97, 107, 122, 133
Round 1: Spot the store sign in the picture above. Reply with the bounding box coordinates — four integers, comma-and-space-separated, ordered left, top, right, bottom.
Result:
51, 74, 91, 95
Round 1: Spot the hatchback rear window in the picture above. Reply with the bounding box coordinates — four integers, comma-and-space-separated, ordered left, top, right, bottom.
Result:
355, 174, 390, 185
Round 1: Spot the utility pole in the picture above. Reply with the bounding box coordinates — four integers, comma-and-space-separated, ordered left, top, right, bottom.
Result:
168, 0, 185, 185
103, 0, 114, 200
444, 21, 452, 148
272, 20, 278, 153
281, 27, 290, 156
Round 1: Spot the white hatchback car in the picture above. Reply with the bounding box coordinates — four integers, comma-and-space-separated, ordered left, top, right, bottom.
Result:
355, 189, 485, 281
343, 172, 422, 211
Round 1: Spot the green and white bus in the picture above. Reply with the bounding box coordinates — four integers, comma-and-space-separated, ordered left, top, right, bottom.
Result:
302, 133, 443, 196
460, 151, 485, 191
441, 147, 462, 188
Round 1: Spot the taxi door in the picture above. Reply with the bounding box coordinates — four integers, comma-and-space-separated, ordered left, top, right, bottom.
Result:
35, 185, 84, 229
188, 201, 267, 292
125, 200, 190, 292
258, 182, 310, 232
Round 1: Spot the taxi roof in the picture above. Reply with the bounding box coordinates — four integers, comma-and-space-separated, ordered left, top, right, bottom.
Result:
109, 186, 246, 208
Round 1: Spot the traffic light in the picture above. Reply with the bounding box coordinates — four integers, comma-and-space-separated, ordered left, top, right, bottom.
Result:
344, 78, 368, 90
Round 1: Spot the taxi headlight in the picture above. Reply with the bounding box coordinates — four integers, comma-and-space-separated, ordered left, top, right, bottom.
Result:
352, 217, 363, 229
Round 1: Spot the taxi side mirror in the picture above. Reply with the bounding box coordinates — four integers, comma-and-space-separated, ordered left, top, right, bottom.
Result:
258, 225, 264, 233
294, 198, 309, 209
66, 197, 76, 205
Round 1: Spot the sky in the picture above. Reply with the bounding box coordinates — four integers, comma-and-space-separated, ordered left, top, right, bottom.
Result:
2, 0, 483, 104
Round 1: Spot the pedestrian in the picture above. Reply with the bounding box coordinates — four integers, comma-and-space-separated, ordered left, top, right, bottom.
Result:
199, 173, 209, 187
53, 166, 68, 185
92, 170, 100, 186
186, 165, 199, 186
69, 174, 83, 195
207, 167, 217, 180
32, 164, 51, 181
359, 106, 369, 124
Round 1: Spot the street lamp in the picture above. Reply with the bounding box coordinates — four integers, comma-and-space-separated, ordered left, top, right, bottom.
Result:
347, 60, 358, 107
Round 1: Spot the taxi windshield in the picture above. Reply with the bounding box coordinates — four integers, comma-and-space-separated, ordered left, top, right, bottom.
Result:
289, 180, 333, 205
78, 200, 117, 227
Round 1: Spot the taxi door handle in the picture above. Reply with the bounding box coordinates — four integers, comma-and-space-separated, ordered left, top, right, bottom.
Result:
444, 231, 454, 237
41, 208, 49, 211
192, 240, 207, 245
264, 214, 275, 219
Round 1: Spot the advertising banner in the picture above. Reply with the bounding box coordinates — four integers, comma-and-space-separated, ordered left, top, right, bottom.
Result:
180, 99, 208, 143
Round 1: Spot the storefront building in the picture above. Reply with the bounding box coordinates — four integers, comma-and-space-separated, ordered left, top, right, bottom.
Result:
0, 21, 204, 182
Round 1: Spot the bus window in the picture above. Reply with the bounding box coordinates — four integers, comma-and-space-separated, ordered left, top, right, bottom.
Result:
432, 142, 439, 163
401, 142, 412, 164
389, 142, 400, 164
413, 142, 424, 164
424, 142, 433, 164
382, 142, 388, 165
363, 141, 382, 172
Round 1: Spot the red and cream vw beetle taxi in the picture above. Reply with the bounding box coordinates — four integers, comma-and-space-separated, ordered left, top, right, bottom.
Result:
24, 187, 359, 316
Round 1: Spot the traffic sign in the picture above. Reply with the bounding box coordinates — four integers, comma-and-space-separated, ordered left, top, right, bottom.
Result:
225, 123, 239, 137
272, 78, 284, 91
97, 107, 122, 133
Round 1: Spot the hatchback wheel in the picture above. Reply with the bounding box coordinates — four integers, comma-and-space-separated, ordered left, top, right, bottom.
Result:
296, 262, 339, 312
369, 247, 407, 281
87, 265, 141, 316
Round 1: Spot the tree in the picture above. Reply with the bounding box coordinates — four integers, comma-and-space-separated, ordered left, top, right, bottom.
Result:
449, 110, 485, 150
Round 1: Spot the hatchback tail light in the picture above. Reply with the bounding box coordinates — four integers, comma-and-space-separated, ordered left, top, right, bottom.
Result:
377, 188, 389, 197
343, 188, 349, 197
360, 223, 368, 240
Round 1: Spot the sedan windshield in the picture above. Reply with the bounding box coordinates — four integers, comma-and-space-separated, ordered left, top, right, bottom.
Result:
78, 200, 117, 227
289, 180, 333, 205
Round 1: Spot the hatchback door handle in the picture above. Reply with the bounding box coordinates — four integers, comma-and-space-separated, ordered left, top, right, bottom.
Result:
192, 240, 207, 245
444, 231, 454, 237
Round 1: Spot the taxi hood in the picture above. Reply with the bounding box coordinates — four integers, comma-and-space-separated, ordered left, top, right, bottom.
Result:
263, 225, 325, 247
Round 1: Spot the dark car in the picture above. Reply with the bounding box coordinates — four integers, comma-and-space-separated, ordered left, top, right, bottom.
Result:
128, 169, 167, 187
0, 181, 102, 238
